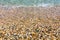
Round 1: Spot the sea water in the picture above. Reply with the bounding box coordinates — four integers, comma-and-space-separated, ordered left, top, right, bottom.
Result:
0, 0, 60, 7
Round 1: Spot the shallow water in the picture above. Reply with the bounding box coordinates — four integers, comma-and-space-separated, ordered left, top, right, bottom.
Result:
0, 0, 60, 6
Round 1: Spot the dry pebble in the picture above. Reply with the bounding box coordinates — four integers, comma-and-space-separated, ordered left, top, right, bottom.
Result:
0, 7, 60, 40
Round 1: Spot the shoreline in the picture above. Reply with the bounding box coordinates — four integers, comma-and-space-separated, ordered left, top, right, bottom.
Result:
0, 4, 59, 8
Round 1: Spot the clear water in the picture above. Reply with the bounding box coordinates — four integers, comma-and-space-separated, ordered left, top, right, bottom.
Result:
0, 0, 60, 6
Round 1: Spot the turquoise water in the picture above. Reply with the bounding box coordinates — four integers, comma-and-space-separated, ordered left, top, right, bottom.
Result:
0, 0, 60, 6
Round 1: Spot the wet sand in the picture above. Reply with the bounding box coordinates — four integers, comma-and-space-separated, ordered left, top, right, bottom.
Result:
0, 6, 60, 40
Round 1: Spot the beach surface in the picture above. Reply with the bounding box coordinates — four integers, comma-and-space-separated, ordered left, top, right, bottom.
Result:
0, 6, 60, 40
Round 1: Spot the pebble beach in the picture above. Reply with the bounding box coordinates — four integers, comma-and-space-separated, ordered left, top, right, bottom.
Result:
0, 6, 60, 40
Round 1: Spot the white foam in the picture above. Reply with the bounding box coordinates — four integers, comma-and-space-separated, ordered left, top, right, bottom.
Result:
36, 3, 54, 7
0, 4, 54, 8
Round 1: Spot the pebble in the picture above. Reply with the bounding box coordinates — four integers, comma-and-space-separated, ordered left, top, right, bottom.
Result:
0, 7, 60, 40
